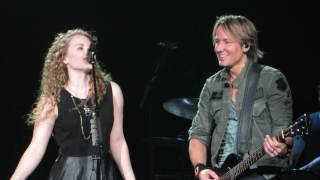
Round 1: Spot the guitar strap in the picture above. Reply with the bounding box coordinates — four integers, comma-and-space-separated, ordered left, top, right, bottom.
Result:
237, 63, 263, 155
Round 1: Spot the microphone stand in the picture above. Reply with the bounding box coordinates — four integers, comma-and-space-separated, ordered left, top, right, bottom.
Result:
139, 49, 168, 109
89, 50, 104, 180
139, 41, 177, 179
139, 41, 177, 109
139, 45, 172, 137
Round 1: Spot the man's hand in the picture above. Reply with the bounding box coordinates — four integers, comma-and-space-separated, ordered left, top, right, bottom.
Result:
263, 135, 289, 157
198, 169, 220, 180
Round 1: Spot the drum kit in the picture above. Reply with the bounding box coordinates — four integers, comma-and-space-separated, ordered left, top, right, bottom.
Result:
141, 98, 199, 179
143, 98, 198, 144
144, 96, 199, 144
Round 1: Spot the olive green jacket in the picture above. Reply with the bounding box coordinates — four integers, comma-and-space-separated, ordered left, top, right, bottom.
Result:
189, 61, 293, 168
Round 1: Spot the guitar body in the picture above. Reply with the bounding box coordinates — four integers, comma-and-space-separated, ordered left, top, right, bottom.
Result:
213, 154, 243, 177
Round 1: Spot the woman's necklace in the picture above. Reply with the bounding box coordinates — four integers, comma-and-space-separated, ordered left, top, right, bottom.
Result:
70, 95, 91, 140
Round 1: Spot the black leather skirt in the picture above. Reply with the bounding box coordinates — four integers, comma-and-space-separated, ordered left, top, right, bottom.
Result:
48, 154, 118, 180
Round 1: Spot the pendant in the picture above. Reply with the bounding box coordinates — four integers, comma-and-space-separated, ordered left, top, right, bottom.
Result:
83, 105, 93, 117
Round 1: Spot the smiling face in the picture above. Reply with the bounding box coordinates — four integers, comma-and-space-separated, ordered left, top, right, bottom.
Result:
213, 26, 249, 69
63, 34, 92, 72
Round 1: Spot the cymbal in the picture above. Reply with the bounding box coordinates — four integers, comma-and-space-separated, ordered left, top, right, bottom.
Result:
163, 98, 199, 120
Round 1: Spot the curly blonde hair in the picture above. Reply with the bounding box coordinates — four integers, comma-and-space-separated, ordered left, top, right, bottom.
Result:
27, 29, 111, 125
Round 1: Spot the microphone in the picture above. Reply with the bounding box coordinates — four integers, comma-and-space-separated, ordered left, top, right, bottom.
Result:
157, 41, 178, 50
88, 50, 96, 64
88, 36, 98, 64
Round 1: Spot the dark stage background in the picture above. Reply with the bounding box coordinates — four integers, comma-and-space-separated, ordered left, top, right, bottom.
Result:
1, 0, 318, 179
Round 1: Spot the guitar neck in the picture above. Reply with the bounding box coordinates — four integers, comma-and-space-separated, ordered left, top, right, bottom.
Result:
221, 134, 282, 180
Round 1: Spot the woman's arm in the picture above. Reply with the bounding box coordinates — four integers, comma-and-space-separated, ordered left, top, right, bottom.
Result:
109, 81, 135, 180
10, 98, 57, 180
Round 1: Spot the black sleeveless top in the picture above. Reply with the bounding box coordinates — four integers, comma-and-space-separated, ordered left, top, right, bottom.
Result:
53, 83, 114, 157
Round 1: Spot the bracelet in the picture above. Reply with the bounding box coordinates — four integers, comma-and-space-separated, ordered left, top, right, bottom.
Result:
194, 163, 207, 177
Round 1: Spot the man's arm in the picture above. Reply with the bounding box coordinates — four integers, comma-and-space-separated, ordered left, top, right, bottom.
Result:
264, 71, 293, 157
189, 139, 207, 167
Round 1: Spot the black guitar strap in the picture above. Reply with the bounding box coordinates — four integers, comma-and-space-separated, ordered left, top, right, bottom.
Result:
237, 63, 263, 155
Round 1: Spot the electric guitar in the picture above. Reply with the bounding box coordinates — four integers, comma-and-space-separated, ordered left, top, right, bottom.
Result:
213, 114, 311, 180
